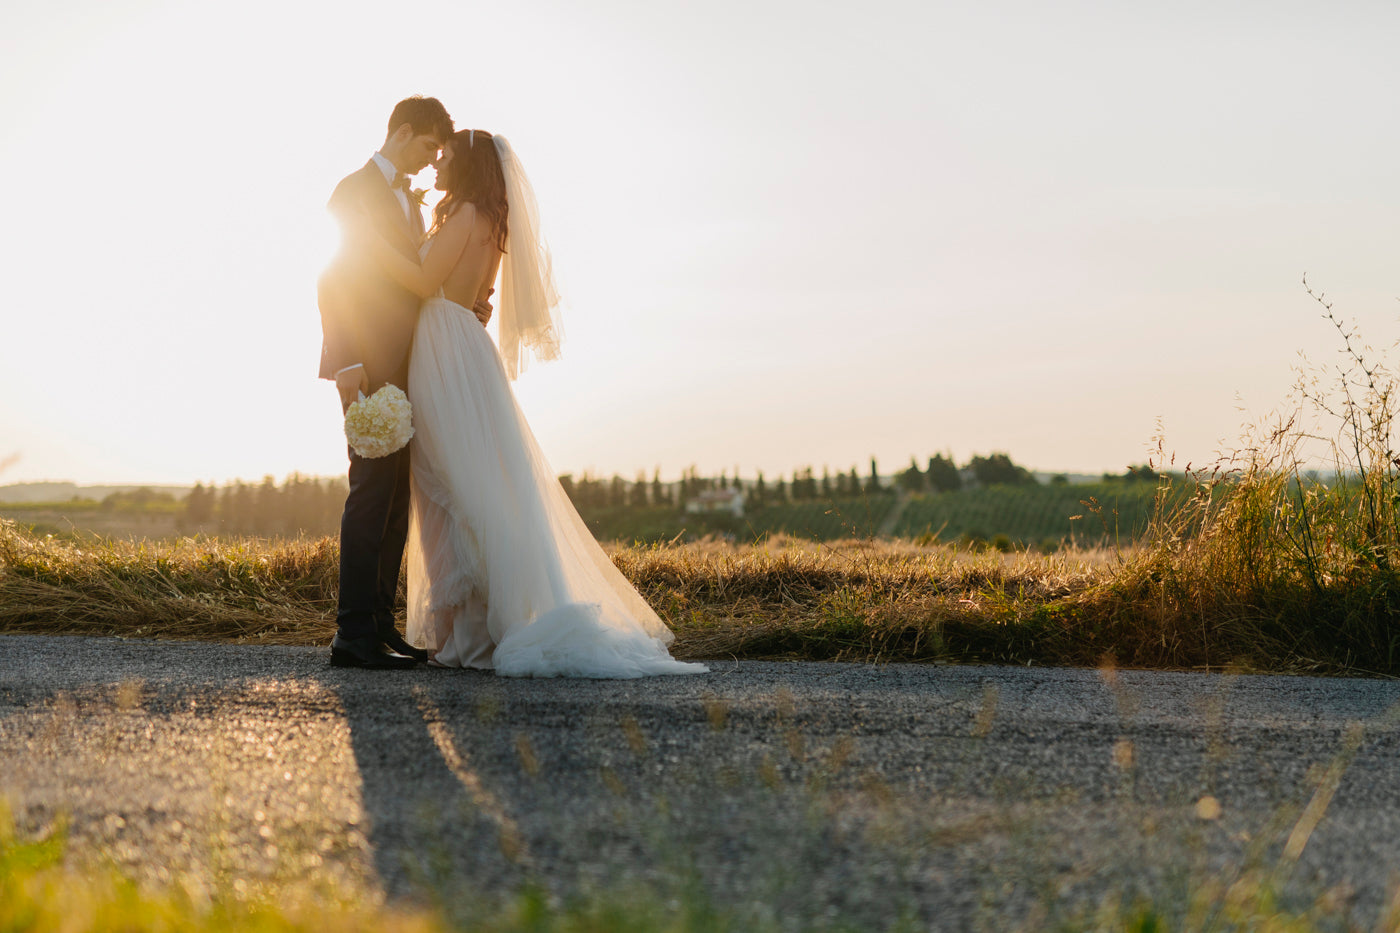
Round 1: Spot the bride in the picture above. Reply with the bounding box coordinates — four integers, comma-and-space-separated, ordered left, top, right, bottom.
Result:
358, 128, 706, 679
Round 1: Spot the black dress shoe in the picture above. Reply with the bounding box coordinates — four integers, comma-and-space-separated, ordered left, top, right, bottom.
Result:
330, 633, 419, 669
378, 628, 429, 663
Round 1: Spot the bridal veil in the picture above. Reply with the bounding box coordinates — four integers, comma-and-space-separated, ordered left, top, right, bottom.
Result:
493, 134, 563, 380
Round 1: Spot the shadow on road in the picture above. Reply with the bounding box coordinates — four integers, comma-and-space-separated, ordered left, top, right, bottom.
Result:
333, 670, 529, 903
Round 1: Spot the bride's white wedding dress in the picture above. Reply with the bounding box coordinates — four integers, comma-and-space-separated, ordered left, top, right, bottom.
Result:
404, 290, 707, 678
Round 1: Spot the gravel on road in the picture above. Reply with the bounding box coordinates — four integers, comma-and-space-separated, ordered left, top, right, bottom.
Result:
3, 634, 1399, 930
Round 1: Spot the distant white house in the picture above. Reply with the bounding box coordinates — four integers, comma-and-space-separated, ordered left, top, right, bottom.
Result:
685, 487, 745, 518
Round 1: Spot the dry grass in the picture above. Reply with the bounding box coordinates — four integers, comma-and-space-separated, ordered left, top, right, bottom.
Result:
6, 436, 1400, 676
5, 500, 1399, 674
1081, 283, 1400, 679
6, 516, 1333, 672
617, 534, 1126, 665
4, 511, 1393, 674
0, 521, 1145, 667
0, 527, 340, 644
1101, 458, 1400, 677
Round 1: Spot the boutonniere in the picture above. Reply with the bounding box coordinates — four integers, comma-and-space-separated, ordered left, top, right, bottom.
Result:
409, 188, 428, 208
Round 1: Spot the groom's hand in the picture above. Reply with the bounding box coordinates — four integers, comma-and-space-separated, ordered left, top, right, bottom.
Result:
472, 287, 494, 326
473, 297, 493, 326
336, 365, 369, 408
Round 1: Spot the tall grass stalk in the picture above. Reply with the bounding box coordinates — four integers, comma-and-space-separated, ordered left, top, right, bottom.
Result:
1109, 282, 1400, 675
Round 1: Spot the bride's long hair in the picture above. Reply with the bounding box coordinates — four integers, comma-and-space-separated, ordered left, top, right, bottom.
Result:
430, 129, 508, 250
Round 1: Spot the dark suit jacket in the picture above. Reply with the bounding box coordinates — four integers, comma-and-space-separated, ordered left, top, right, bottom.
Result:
317, 160, 425, 395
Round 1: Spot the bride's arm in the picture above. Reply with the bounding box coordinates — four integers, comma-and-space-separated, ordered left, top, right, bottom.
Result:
346, 204, 477, 298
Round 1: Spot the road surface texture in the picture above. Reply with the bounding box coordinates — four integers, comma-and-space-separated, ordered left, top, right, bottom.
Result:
3, 634, 1400, 930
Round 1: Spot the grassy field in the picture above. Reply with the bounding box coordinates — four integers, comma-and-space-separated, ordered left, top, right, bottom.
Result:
0, 481, 1162, 548
570, 481, 1165, 548
0, 523, 1113, 664
0, 505, 181, 539
892, 481, 1164, 548
3, 466, 1398, 675
577, 495, 900, 543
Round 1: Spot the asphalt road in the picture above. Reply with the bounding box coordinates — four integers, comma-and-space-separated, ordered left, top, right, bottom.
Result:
3, 634, 1400, 930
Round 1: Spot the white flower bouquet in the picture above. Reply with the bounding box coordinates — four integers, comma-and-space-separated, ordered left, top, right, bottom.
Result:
344, 384, 415, 458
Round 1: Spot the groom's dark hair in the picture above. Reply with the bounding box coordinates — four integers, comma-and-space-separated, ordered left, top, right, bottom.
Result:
386, 96, 454, 141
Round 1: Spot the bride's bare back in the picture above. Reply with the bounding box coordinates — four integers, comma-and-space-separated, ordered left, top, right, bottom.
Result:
439, 205, 502, 312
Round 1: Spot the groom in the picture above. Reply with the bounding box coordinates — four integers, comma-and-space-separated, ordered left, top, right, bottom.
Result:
317, 95, 456, 669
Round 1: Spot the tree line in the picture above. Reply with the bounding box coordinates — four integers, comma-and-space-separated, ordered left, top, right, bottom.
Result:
556, 458, 894, 512
176, 455, 1159, 534
179, 474, 348, 536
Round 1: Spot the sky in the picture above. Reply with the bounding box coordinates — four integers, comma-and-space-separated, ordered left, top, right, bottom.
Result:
1, 0, 1398, 487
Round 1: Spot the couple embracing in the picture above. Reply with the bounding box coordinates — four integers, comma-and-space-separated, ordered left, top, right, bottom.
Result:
318, 96, 705, 679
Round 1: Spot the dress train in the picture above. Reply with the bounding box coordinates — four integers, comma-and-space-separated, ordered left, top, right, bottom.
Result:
405, 296, 706, 679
